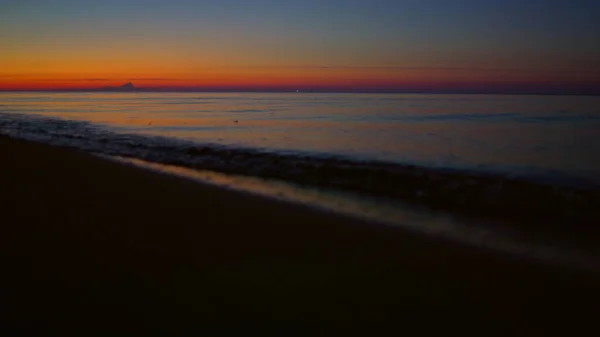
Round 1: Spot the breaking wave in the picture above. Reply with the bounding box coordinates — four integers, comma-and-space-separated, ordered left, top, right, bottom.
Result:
1, 112, 599, 229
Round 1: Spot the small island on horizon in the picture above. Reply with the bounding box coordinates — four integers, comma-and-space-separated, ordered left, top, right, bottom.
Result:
101, 82, 136, 92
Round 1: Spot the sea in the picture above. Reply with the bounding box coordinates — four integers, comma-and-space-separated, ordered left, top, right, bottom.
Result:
1, 92, 599, 269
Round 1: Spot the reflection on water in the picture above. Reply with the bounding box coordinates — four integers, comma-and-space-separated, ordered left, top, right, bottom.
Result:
2, 92, 600, 271
108, 155, 598, 273
2, 92, 600, 183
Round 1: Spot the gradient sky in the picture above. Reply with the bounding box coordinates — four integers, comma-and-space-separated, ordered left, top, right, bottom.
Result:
1, 0, 599, 92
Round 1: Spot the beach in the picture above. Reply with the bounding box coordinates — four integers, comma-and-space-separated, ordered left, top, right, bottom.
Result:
1, 135, 599, 335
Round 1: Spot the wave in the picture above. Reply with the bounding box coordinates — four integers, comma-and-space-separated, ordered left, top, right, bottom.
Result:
385, 112, 600, 123
1, 112, 599, 229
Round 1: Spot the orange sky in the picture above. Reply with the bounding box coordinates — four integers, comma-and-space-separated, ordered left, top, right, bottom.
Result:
1, 0, 599, 93
2, 63, 597, 92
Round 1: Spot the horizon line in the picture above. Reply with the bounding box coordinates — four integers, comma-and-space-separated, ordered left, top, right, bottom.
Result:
1, 88, 599, 96
2, 80, 598, 95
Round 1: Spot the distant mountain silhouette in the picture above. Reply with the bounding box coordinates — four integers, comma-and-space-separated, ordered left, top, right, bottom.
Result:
101, 82, 136, 92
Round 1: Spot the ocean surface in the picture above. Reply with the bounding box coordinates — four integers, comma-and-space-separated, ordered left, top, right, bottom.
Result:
1, 92, 599, 185
1, 92, 600, 269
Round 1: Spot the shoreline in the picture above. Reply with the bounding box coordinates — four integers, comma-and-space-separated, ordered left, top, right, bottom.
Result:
112, 155, 600, 272
1, 136, 599, 334
2, 109, 599, 231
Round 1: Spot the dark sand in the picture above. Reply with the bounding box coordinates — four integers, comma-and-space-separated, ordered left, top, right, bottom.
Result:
1, 136, 598, 336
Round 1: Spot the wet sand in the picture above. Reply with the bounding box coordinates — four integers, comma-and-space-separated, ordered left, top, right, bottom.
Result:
0, 135, 598, 336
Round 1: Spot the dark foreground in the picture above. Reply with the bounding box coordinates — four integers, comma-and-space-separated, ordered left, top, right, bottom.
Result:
0, 136, 598, 336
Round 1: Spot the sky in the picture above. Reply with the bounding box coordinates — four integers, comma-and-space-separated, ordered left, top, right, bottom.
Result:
1, 0, 599, 93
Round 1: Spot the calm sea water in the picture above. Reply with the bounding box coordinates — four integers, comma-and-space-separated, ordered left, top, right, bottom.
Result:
1, 92, 599, 185
2, 91, 600, 269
